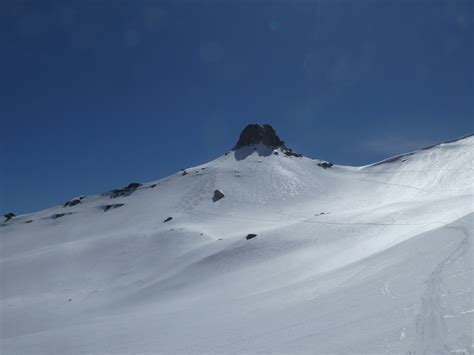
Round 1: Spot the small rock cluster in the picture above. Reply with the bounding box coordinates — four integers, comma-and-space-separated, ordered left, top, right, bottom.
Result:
108, 183, 142, 198
282, 148, 302, 158
317, 162, 333, 169
64, 196, 85, 207
51, 212, 73, 220
3, 213, 15, 222
103, 204, 124, 212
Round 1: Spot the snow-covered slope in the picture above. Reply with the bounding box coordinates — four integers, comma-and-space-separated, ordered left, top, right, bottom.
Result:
1, 129, 473, 354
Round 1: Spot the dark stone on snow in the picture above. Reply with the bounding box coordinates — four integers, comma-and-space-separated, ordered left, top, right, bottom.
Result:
233, 124, 285, 150
246, 234, 257, 240
150, 184, 157, 188
103, 204, 124, 212
181, 170, 188, 176
163, 217, 173, 223
51, 212, 72, 220
4, 212, 15, 221
283, 149, 302, 158
107, 182, 142, 198
213, 190, 225, 202
126, 183, 141, 189
25, 220, 33, 224
64, 198, 82, 207
317, 162, 333, 169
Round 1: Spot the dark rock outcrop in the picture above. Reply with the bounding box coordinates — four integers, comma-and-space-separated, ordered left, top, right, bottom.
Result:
234, 124, 285, 150
163, 217, 173, 223
246, 233, 257, 240
126, 183, 141, 189
51, 212, 72, 220
233, 124, 301, 158
283, 148, 302, 158
4, 213, 15, 221
318, 162, 333, 169
213, 190, 225, 202
103, 204, 124, 212
64, 198, 82, 207
107, 183, 142, 198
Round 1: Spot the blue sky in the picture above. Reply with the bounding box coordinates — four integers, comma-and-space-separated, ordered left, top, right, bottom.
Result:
1, 0, 473, 214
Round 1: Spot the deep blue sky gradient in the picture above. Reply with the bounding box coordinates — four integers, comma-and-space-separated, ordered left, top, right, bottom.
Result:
1, 0, 473, 214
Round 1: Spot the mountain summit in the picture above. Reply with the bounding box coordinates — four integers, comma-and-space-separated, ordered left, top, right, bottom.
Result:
233, 124, 301, 157
233, 124, 285, 149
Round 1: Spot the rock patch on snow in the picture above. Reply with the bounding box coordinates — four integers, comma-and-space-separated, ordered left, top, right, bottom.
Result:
213, 190, 225, 202
3, 212, 15, 222
107, 183, 142, 198
51, 212, 73, 220
318, 162, 333, 169
103, 204, 125, 212
64, 197, 83, 207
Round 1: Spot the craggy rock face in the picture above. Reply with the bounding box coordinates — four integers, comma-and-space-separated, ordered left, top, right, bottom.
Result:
233, 124, 302, 158
233, 124, 285, 150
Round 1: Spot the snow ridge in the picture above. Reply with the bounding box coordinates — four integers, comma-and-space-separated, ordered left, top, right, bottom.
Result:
1, 130, 473, 354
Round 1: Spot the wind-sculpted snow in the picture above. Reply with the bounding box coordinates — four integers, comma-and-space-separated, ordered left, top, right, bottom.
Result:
1, 135, 473, 354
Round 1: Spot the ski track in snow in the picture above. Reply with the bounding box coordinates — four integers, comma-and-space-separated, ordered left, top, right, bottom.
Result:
414, 224, 471, 354
380, 276, 400, 299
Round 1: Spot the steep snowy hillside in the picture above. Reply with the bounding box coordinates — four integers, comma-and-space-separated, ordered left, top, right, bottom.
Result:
1, 125, 473, 354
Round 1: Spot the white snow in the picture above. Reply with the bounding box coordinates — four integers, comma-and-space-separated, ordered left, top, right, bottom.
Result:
1, 135, 473, 354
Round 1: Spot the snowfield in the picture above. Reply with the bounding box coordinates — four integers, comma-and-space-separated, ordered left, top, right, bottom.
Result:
1, 134, 473, 354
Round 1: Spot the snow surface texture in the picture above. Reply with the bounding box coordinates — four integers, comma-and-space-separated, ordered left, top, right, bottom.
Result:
1, 135, 473, 354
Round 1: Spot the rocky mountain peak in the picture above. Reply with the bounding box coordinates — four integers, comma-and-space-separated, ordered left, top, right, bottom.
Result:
232, 124, 302, 157
233, 124, 285, 150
